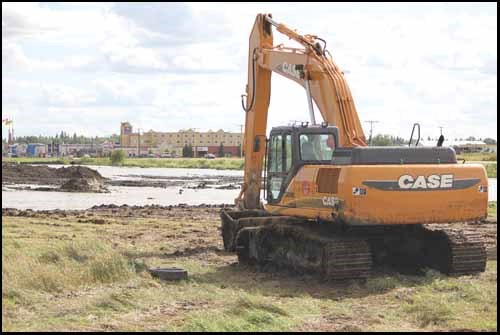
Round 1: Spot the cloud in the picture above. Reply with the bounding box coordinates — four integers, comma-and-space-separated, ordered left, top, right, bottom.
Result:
1, 3, 497, 140
112, 2, 231, 46
2, 2, 52, 38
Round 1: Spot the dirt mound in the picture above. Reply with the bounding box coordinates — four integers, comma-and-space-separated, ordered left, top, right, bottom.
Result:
2, 163, 106, 186
60, 178, 109, 193
2, 162, 57, 184
56, 166, 105, 181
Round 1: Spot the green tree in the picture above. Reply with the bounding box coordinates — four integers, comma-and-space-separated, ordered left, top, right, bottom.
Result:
110, 150, 126, 165
218, 142, 225, 157
371, 134, 393, 146
182, 144, 194, 158
188, 145, 193, 157
484, 138, 497, 145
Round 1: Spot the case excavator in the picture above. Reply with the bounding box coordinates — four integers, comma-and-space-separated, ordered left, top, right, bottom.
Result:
221, 14, 488, 279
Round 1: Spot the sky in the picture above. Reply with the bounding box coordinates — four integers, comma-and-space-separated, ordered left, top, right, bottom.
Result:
2, 2, 497, 141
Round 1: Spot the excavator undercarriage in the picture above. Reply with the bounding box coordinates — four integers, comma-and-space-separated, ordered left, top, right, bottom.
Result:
221, 210, 487, 279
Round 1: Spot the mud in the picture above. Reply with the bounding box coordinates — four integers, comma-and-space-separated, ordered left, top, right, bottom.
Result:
110, 174, 242, 189
1, 203, 233, 220
2, 205, 496, 261
2, 162, 106, 185
60, 178, 110, 193
2, 162, 109, 193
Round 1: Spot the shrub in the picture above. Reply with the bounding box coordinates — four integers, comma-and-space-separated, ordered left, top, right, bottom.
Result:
110, 150, 126, 166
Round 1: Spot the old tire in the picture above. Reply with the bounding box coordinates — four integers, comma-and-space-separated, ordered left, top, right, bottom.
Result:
149, 268, 188, 281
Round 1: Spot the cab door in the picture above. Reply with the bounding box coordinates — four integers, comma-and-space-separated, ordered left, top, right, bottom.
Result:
267, 132, 293, 204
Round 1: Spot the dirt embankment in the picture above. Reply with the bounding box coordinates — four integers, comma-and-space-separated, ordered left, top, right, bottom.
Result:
1, 203, 232, 220
2, 162, 108, 193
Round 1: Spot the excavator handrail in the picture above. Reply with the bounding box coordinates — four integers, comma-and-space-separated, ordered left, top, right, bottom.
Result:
408, 123, 421, 147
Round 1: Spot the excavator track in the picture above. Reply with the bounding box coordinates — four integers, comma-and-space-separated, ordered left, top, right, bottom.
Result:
423, 228, 487, 276
235, 223, 372, 280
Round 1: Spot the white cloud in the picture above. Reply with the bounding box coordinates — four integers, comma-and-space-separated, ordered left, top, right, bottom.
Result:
2, 2, 497, 140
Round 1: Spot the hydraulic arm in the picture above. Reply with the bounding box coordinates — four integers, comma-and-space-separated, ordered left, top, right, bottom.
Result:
239, 14, 367, 209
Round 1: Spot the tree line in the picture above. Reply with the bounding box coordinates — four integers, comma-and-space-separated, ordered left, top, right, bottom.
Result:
11, 131, 120, 145
5, 131, 496, 147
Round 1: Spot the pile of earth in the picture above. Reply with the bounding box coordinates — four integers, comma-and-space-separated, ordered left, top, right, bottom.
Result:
60, 177, 110, 193
2, 163, 109, 193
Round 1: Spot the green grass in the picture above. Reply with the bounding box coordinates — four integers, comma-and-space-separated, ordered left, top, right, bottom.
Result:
457, 152, 497, 162
2, 157, 245, 170
488, 201, 497, 217
484, 163, 497, 178
2, 213, 497, 332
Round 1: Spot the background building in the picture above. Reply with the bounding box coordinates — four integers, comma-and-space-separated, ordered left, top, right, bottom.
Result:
418, 139, 495, 154
120, 122, 243, 157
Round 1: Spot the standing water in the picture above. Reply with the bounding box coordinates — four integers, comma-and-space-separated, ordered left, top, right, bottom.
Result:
1, 165, 497, 210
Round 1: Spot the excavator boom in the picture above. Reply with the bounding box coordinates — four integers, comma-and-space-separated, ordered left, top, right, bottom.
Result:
240, 14, 366, 209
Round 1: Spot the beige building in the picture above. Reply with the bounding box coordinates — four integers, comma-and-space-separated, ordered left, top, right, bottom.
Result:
120, 122, 243, 157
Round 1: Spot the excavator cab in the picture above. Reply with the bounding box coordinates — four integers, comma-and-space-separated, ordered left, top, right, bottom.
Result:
266, 124, 339, 204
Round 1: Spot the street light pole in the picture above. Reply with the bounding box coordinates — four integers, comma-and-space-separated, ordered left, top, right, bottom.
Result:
137, 128, 142, 157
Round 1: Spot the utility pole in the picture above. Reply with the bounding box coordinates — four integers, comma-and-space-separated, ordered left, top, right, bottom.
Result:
235, 124, 244, 158
365, 120, 379, 145
439, 126, 444, 136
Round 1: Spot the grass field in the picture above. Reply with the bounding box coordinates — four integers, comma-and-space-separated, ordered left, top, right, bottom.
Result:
488, 201, 497, 217
2, 209, 497, 331
485, 163, 497, 178
2, 157, 245, 170
457, 152, 497, 162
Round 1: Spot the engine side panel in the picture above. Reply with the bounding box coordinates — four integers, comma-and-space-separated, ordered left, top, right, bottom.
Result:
265, 163, 488, 225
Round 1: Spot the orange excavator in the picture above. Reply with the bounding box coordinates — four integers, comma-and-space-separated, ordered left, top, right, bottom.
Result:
221, 14, 488, 279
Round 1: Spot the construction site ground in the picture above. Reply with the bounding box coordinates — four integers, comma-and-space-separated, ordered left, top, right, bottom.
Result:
2, 204, 497, 332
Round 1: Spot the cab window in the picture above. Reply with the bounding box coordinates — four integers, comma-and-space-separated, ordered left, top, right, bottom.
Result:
284, 134, 292, 172
269, 135, 283, 173
300, 134, 335, 161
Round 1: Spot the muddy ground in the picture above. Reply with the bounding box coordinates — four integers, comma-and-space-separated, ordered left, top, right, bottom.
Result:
2, 204, 497, 259
108, 175, 242, 190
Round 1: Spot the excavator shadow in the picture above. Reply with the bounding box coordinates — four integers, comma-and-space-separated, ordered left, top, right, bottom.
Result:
191, 262, 450, 301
